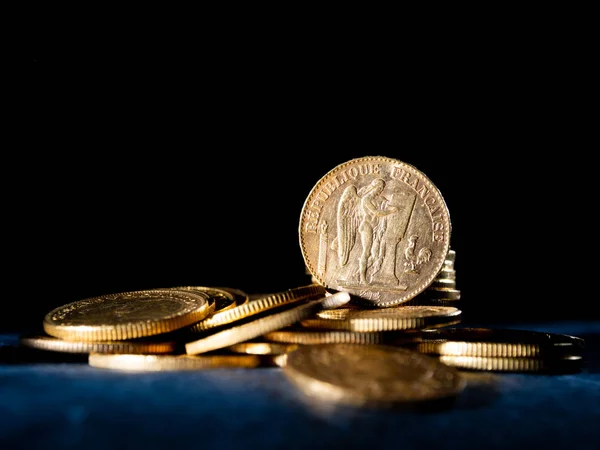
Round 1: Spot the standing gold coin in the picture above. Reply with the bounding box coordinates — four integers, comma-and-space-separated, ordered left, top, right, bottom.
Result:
283, 344, 465, 407
88, 353, 263, 371
302, 305, 461, 332
19, 333, 176, 354
43, 289, 211, 341
299, 156, 451, 307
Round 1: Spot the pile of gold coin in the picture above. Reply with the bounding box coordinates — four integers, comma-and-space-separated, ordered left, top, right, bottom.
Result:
21, 155, 586, 409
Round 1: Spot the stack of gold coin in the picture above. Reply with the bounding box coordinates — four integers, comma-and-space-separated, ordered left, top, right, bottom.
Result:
22, 155, 587, 410
408, 327, 585, 374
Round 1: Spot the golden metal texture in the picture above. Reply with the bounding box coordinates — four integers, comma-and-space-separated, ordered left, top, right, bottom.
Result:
19, 333, 176, 354
416, 327, 585, 358
185, 292, 351, 355
88, 353, 262, 371
227, 342, 299, 355
299, 156, 451, 307
438, 355, 584, 373
189, 284, 326, 333
43, 289, 211, 341
301, 306, 462, 332
283, 344, 465, 407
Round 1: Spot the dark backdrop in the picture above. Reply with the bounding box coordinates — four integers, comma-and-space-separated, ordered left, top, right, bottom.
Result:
6, 27, 593, 333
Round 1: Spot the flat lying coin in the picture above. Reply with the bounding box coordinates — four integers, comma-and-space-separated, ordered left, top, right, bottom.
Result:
89, 353, 262, 371
438, 355, 584, 373
263, 329, 421, 345
190, 284, 326, 332
299, 156, 451, 307
302, 306, 461, 332
416, 327, 585, 358
284, 344, 465, 407
185, 292, 351, 355
420, 288, 461, 301
19, 333, 177, 354
44, 289, 211, 341
227, 342, 299, 355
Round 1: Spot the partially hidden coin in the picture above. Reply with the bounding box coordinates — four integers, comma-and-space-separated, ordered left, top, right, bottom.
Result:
283, 344, 465, 407
189, 284, 326, 333
437, 354, 584, 373
185, 292, 351, 355
299, 156, 451, 308
263, 329, 421, 345
301, 305, 462, 332
88, 353, 263, 371
415, 327, 585, 358
43, 289, 211, 341
19, 333, 176, 354
420, 288, 461, 301
227, 342, 299, 355
164, 286, 236, 313
212, 286, 250, 307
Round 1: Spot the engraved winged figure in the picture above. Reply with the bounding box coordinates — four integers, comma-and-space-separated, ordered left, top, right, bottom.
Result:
332, 179, 400, 285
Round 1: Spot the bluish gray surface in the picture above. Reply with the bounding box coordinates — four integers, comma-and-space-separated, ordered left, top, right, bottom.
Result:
1, 321, 599, 450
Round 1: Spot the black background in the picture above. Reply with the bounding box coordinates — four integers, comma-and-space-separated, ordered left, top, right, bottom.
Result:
6, 20, 595, 333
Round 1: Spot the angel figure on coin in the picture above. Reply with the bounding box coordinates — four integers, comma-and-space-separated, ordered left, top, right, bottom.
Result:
333, 178, 401, 285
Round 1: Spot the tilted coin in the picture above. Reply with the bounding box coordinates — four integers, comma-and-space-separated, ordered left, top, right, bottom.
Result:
189, 284, 326, 333
19, 333, 176, 354
227, 342, 299, 355
299, 156, 451, 307
185, 292, 351, 355
437, 355, 583, 373
416, 327, 585, 358
213, 286, 250, 307
88, 353, 262, 371
165, 286, 236, 313
301, 305, 462, 332
263, 329, 421, 345
43, 289, 211, 341
283, 344, 465, 407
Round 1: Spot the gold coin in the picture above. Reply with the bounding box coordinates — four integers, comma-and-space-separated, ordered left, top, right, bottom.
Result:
416, 327, 585, 358
263, 329, 421, 345
227, 342, 299, 355
421, 288, 461, 301
185, 292, 351, 355
284, 344, 465, 407
19, 333, 176, 354
429, 278, 456, 289
436, 267, 456, 280
438, 355, 583, 373
213, 286, 250, 307
401, 297, 460, 307
302, 305, 462, 332
189, 284, 326, 333
299, 156, 451, 307
446, 249, 456, 262
88, 353, 262, 371
165, 286, 236, 313
43, 289, 211, 341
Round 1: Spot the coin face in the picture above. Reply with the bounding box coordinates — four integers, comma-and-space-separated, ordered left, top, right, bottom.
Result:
43, 289, 211, 341
284, 344, 465, 406
299, 156, 451, 307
